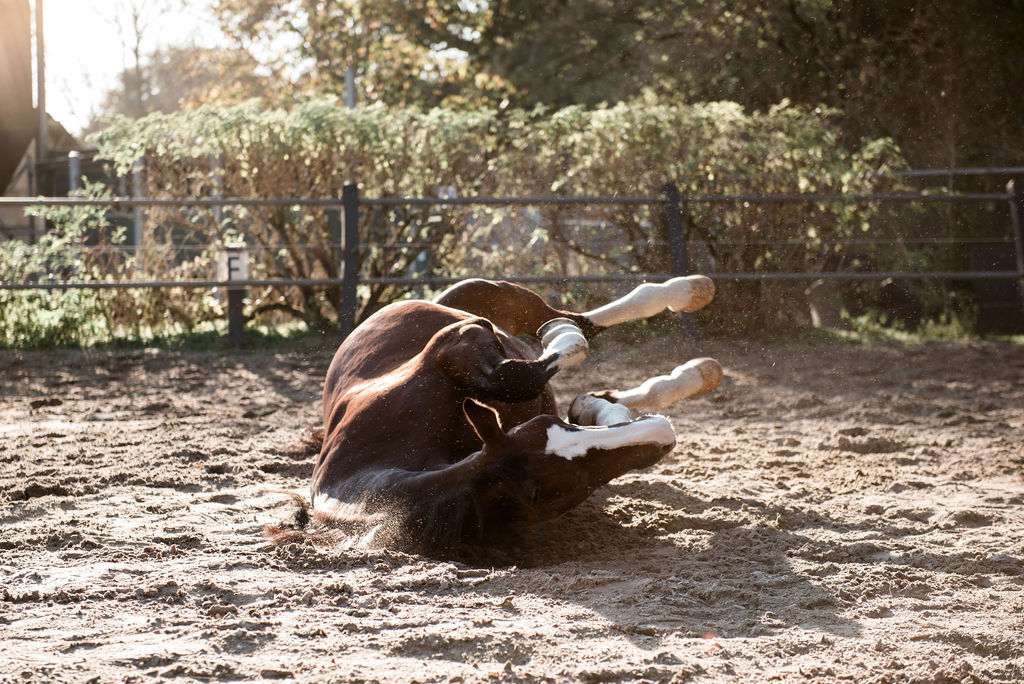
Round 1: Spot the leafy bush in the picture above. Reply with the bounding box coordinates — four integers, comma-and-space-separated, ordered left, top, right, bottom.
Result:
93, 100, 503, 329
505, 99, 904, 328
0, 184, 124, 347
18, 95, 901, 343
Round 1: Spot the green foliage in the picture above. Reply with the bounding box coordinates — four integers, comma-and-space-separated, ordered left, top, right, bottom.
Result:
506, 99, 904, 326
0, 184, 121, 348
81, 96, 902, 336
204, 0, 1023, 170
92, 99, 505, 327
0, 182, 224, 348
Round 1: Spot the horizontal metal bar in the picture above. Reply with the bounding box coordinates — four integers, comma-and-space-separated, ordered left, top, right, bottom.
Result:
0, 197, 345, 208
888, 167, 1024, 177
365, 196, 658, 207
0, 274, 675, 291
3, 270, 1020, 291
0, 278, 355, 290
711, 271, 1023, 281
674, 192, 1011, 203
43, 234, 1018, 255
360, 274, 675, 286
0, 191, 1012, 210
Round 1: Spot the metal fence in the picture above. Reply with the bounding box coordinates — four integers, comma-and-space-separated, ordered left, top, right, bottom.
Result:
2, 178, 1023, 342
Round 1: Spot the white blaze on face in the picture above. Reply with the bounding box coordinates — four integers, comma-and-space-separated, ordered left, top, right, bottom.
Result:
544, 416, 676, 460
537, 318, 589, 371
612, 357, 723, 410
583, 275, 715, 328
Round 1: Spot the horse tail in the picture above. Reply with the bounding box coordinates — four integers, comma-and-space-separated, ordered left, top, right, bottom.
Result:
300, 426, 325, 455
262, 490, 313, 544
276, 425, 324, 459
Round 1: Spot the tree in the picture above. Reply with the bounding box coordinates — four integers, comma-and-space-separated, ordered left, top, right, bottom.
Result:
83, 44, 271, 138
211, 0, 511, 108
209, 0, 1024, 167
82, 0, 271, 136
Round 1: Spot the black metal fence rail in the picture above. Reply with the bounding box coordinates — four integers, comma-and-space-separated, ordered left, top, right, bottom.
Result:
3, 181, 1024, 342
2, 270, 1018, 291
0, 191, 1014, 209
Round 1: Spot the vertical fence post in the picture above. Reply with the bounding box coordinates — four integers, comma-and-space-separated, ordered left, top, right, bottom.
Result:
338, 183, 360, 340
67, 151, 80, 193
1008, 180, 1024, 319
662, 181, 699, 341
131, 159, 145, 268
217, 244, 248, 346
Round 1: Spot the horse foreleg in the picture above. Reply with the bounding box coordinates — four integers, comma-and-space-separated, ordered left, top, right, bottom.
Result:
569, 357, 723, 423
605, 357, 723, 410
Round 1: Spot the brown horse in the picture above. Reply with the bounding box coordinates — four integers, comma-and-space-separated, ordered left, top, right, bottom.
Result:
273, 277, 722, 553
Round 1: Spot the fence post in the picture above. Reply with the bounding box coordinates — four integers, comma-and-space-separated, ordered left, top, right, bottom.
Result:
218, 244, 248, 346
662, 181, 699, 341
131, 159, 145, 268
67, 151, 80, 192
1008, 180, 1024, 319
338, 183, 360, 339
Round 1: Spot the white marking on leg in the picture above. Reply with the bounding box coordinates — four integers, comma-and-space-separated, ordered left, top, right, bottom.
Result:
544, 416, 675, 460
537, 318, 589, 372
569, 393, 633, 426
583, 275, 715, 328
611, 357, 723, 410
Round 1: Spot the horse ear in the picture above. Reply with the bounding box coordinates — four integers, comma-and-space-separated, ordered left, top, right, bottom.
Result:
462, 399, 509, 447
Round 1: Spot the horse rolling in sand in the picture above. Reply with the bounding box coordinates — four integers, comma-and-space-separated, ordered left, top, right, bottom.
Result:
268, 277, 722, 554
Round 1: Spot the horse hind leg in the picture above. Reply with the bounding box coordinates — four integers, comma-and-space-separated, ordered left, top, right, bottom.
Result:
459, 275, 719, 376
434, 279, 600, 339
569, 357, 723, 425
581, 275, 715, 330
435, 279, 593, 375
435, 275, 716, 339
434, 276, 719, 382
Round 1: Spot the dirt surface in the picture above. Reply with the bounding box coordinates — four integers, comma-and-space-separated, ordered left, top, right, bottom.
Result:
2, 334, 1023, 683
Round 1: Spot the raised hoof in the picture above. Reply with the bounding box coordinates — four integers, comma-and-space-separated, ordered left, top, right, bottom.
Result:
568, 393, 633, 426
612, 357, 724, 410
537, 317, 589, 372
666, 275, 715, 313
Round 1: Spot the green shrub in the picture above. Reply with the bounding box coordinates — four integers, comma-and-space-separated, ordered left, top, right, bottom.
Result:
13, 96, 902, 344
0, 184, 121, 348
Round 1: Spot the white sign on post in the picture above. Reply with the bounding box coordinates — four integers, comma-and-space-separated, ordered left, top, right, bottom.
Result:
217, 245, 249, 284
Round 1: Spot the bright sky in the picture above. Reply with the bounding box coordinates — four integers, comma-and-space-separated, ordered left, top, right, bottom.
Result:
40, 0, 224, 137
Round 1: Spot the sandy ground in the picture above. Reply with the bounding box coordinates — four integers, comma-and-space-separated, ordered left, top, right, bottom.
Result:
1, 333, 1023, 683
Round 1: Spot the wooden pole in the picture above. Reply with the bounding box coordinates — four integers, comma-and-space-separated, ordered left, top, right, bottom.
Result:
662, 181, 699, 341
339, 183, 360, 340
1007, 180, 1024, 319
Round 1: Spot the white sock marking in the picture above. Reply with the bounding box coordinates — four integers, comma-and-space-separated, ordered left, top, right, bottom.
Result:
545, 417, 675, 460
538, 318, 589, 371
570, 394, 633, 426
583, 275, 715, 328
612, 357, 723, 410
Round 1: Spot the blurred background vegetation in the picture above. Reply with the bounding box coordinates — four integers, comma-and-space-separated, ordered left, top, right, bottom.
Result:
87, 0, 1024, 171
4, 0, 1023, 347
